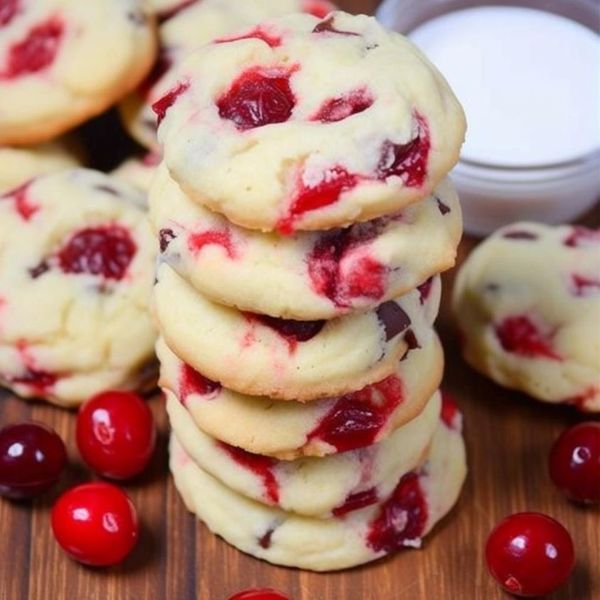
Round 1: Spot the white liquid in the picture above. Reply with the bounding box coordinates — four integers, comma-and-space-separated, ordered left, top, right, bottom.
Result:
410, 6, 600, 166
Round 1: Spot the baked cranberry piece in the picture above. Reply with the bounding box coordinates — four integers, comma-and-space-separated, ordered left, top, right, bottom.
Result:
0, 0, 20, 27
188, 229, 236, 259
313, 15, 360, 36
219, 442, 279, 503
179, 363, 221, 401
51, 482, 139, 566
228, 590, 290, 600
440, 391, 462, 431
571, 274, 600, 297
564, 226, 600, 248
495, 315, 561, 360
10, 367, 57, 394
57, 225, 136, 280
216, 27, 281, 48
366, 472, 427, 553
76, 391, 156, 480
485, 512, 575, 597
333, 487, 378, 517
302, 1, 333, 19
1, 182, 39, 221
376, 113, 430, 188
313, 88, 373, 123
218, 68, 296, 131
549, 422, 600, 504
153, 81, 190, 126
2, 18, 63, 78
0, 422, 66, 499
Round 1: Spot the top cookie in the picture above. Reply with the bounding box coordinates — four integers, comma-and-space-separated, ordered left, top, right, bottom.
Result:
0, 0, 157, 146
120, 0, 336, 150
156, 11, 465, 233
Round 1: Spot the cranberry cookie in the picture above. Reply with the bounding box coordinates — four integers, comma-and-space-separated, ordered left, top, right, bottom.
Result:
170, 412, 466, 571
150, 164, 461, 319
153, 263, 439, 400
0, 169, 156, 406
155, 11, 465, 232
0, 0, 157, 145
453, 223, 600, 412
157, 334, 444, 459
121, 0, 336, 150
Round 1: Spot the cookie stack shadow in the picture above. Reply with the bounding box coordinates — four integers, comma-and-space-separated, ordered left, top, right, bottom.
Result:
148, 12, 468, 571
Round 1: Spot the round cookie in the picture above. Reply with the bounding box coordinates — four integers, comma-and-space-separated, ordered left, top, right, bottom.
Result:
157, 334, 444, 459
120, 0, 336, 150
0, 0, 157, 146
168, 388, 441, 518
453, 222, 600, 412
169, 414, 467, 571
0, 138, 82, 194
111, 151, 161, 195
155, 11, 465, 233
0, 168, 157, 407
151, 164, 461, 319
154, 263, 440, 400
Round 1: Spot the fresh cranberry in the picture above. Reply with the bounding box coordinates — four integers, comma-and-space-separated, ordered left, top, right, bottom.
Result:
2, 18, 63, 78
376, 113, 430, 188
485, 512, 575, 597
76, 391, 156, 480
549, 422, 600, 504
52, 482, 139, 566
313, 88, 373, 123
57, 225, 137, 280
0, 0, 20, 27
217, 68, 296, 131
0, 422, 66, 499
228, 590, 290, 600
152, 81, 190, 126
495, 315, 561, 360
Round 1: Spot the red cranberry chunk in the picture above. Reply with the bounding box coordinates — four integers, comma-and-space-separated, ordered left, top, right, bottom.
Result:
57, 225, 136, 280
495, 315, 561, 360
2, 18, 63, 78
332, 487, 378, 517
313, 88, 374, 123
11, 367, 57, 394
219, 442, 279, 504
440, 391, 461, 431
179, 363, 221, 401
0, 0, 20, 27
376, 113, 430, 188
313, 16, 360, 36
417, 277, 433, 305
216, 27, 281, 48
1, 182, 39, 221
218, 68, 296, 131
564, 226, 600, 248
188, 229, 235, 259
366, 472, 427, 553
571, 274, 600, 297
152, 81, 189, 126
307, 376, 403, 452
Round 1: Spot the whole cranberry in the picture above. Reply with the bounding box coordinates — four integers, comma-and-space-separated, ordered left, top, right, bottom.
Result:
0, 422, 66, 499
51, 482, 138, 566
228, 590, 291, 600
76, 391, 156, 479
549, 422, 600, 503
485, 512, 575, 597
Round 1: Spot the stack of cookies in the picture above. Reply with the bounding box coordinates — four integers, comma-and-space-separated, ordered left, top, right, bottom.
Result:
149, 11, 467, 571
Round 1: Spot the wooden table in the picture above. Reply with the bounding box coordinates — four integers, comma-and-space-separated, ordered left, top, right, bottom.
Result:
1, 1, 598, 598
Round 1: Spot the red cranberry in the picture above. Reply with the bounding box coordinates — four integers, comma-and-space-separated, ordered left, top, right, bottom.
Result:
57, 225, 137, 280
0, 422, 66, 499
313, 88, 373, 123
217, 68, 296, 131
152, 81, 190, 126
216, 27, 281, 48
2, 18, 63, 78
485, 512, 575, 597
228, 590, 290, 600
179, 363, 221, 402
549, 422, 600, 504
495, 315, 561, 360
0, 0, 20, 27
51, 482, 139, 566
302, 0, 333, 19
76, 391, 156, 480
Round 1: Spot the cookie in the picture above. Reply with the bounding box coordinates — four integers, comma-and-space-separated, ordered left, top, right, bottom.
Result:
169, 413, 466, 571
151, 164, 461, 319
157, 333, 444, 459
120, 0, 336, 150
0, 138, 82, 194
0, 168, 156, 407
0, 0, 157, 146
168, 388, 442, 517
111, 151, 160, 195
453, 223, 600, 412
155, 11, 465, 233
154, 262, 439, 400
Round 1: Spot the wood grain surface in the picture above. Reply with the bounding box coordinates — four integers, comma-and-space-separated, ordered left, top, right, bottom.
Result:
1, 1, 598, 599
